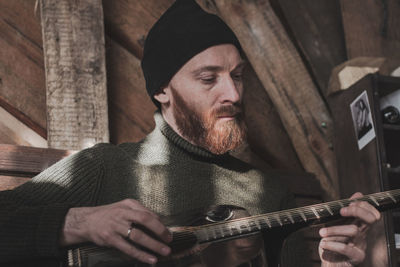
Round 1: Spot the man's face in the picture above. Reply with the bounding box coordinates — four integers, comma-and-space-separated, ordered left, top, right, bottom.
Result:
161, 44, 247, 154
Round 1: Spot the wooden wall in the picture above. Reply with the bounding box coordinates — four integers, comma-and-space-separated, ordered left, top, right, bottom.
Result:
1, 0, 399, 194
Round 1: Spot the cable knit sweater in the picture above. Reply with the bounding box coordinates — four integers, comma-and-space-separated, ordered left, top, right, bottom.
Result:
0, 112, 305, 266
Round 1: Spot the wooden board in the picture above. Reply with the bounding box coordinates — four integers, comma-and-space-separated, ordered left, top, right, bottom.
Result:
102, 0, 174, 59
105, 36, 156, 144
0, 106, 47, 147
0, 2, 46, 137
271, 0, 347, 95
0, 144, 73, 177
40, 0, 109, 150
341, 0, 400, 72
197, 0, 339, 200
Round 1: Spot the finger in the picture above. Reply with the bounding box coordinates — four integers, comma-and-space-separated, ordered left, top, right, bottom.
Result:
126, 227, 171, 256
124, 211, 172, 243
349, 192, 363, 200
350, 201, 381, 220
319, 240, 365, 265
111, 235, 159, 265
319, 225, 359, 239
340, 204, 379, 224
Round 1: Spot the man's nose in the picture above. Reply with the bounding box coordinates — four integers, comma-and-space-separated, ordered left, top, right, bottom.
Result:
220, 76, 241, 104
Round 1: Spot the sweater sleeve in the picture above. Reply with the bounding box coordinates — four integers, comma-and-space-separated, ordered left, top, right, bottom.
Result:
0, 144, 109, 263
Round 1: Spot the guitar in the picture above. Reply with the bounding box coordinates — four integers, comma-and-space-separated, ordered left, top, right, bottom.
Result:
65, 188, 400, 267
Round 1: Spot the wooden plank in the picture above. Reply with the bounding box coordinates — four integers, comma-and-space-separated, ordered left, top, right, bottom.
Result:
40, 0, 109, 150
106, 37, 156, 144
197, 0, 339, 200
0, 16, 47, 135
0, 175, 30, 191
0, 106, 46, 147
241, 64, 303, 170
341, 0, 400, 72
0, 144, 73, 176
0, 0, 43, 49
102, 0, 174, 59
271, 0, 347, 95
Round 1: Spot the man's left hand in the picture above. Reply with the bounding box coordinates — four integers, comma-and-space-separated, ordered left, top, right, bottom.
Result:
318, 192, 381, 266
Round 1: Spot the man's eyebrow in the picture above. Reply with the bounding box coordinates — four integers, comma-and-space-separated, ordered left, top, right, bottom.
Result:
191, 61, 247, 76
191, 65, 223, 76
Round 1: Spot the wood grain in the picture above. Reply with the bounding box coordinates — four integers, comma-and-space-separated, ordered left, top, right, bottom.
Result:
40, 0, 109, 150
102, 0, 174, 59
341, 0, 400, 72
271, 0, 347, 95
0, 10, 46, 135
197, 0, 339, 200
106, 36, 156, 144
0, 144, 73, 177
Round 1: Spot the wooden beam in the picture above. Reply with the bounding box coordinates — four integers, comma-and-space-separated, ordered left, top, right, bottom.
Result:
270, 0, 347, 96
197, 0, 339, 199
0, 106, 46, 147
40, 0, 109, 150
341, 0, 400, 72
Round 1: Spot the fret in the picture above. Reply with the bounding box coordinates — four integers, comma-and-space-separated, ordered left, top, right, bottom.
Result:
324, 204, 333, 215
221, 225, 231, 237
311, 207, 320, 219
299, 210, 307, 222
287, 212, 295, 224
275, 215, 283, 226
385, 192, 397, 203
369, 195, 380, 206
249, 220, 260, 231
214, 226, 223, 238
258, 218, 271, 229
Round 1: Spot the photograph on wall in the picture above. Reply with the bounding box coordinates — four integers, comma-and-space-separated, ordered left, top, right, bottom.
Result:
350, 90, 376, 150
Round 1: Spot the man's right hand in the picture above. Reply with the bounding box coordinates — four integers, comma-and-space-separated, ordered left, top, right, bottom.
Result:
59, 199, 173, 264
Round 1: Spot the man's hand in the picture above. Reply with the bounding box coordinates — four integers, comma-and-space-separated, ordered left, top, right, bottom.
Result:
59, 199, 173, 265
318, 192, 381, 266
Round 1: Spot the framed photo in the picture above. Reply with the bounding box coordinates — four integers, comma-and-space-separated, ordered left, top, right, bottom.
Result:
350, 90, 376, 150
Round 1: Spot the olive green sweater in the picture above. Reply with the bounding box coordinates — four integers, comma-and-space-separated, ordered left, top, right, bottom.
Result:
0, 112, 302, 266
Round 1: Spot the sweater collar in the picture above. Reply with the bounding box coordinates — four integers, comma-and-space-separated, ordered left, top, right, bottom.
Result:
154, 111, 228, 160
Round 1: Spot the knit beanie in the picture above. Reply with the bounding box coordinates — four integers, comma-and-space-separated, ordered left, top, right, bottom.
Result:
141, 0, 242, 107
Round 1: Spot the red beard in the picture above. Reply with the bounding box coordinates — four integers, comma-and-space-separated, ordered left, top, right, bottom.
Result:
170, 87, 247, 154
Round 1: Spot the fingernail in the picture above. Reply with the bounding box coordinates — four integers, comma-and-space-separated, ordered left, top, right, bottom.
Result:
319, 228, 326, 236
148, 257, 157, 264
162, 246, 171, 255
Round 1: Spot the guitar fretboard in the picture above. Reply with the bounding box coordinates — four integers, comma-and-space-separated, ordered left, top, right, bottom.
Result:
192, 189, 400, 244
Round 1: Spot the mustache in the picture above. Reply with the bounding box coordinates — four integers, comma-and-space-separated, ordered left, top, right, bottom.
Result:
213, 104, 243, 117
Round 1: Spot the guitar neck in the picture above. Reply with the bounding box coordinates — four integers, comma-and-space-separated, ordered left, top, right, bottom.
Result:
192, 189, 400, 244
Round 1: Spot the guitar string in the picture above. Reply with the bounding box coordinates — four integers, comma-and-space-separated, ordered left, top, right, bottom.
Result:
75, 190, 400, 258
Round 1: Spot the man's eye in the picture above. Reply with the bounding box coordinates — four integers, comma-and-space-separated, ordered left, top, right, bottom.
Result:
201, 77, 216, 84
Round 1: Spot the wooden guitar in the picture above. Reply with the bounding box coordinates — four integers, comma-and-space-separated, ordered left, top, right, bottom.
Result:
65, 189, 400, 267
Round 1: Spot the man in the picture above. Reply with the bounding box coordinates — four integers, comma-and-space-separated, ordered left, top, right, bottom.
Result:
0, 0, 380, 266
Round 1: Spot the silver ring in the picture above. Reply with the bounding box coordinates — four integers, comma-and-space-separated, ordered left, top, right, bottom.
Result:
127, 226, 134, 240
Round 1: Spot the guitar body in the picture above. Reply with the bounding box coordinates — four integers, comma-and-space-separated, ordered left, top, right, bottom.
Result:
66, 205, 268, 267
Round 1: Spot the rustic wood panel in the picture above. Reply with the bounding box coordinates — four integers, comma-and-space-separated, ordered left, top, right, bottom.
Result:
102, 0, 174, 59
40, 0, 109, 150
341, 0, 400, 72
242, 64, 303, 170
271, 0, 347, 95
0, 7, 46, 136
0, 144, 73, 177
106, 36, 156, 143
0, 106, 46, 147
0, 176, 30, 191
197, 0, 339, 200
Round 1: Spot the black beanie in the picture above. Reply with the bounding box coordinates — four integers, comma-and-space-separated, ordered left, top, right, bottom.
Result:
141, 0, 242, 107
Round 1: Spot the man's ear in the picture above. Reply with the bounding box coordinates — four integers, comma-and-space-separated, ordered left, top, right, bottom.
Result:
153, 86, 170, 104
